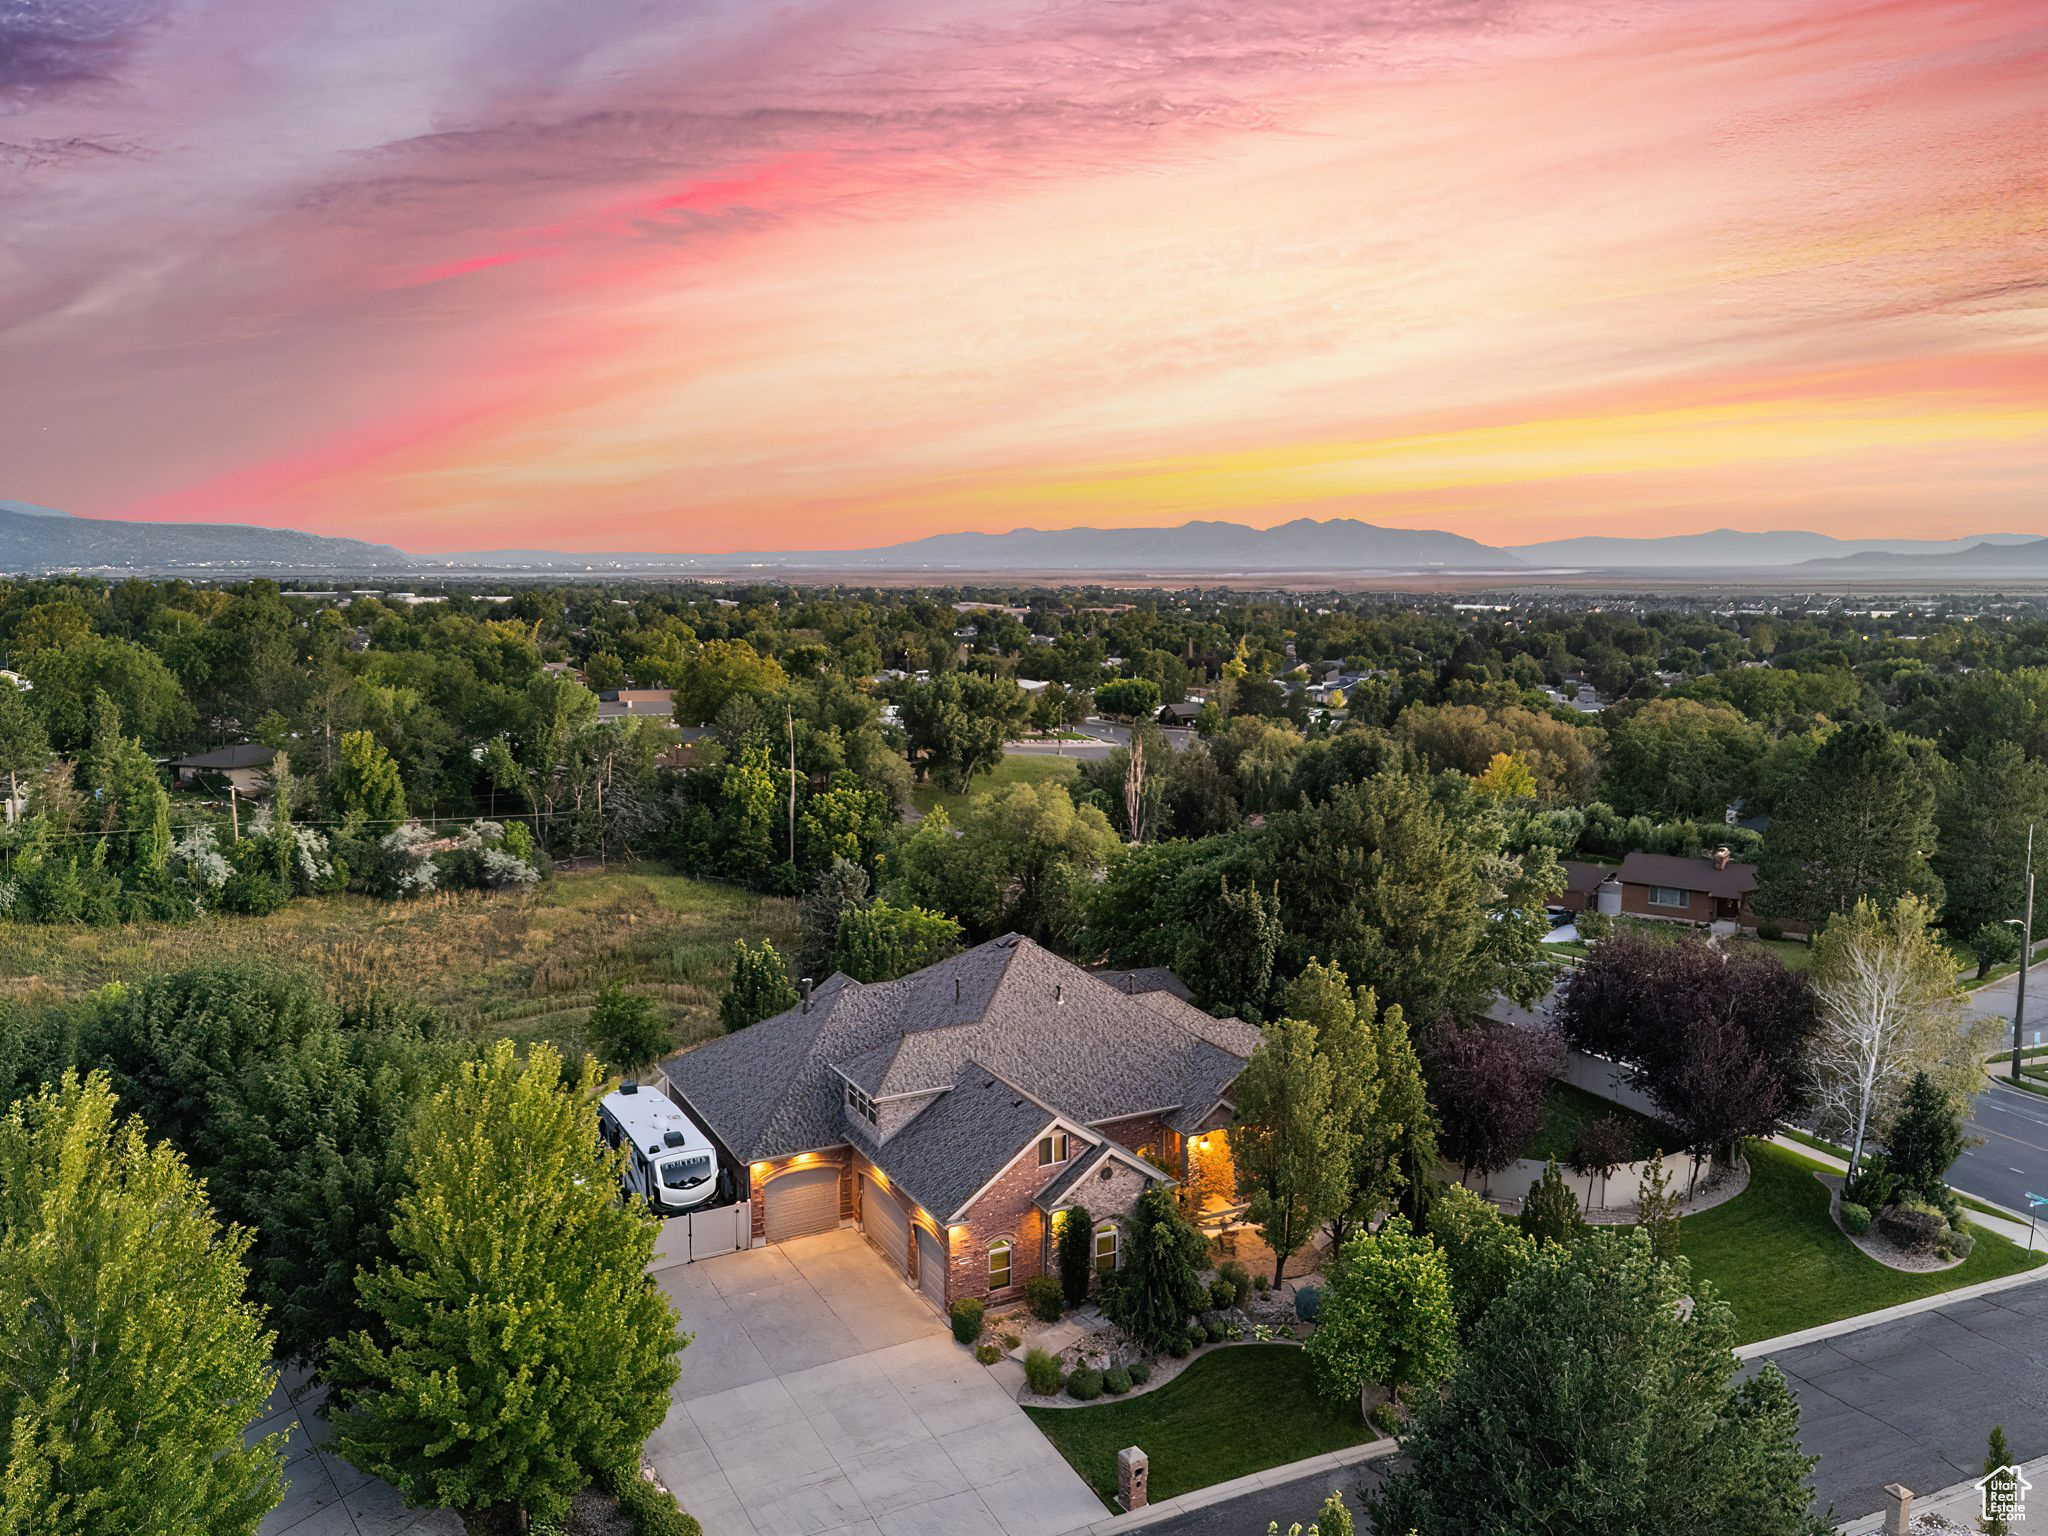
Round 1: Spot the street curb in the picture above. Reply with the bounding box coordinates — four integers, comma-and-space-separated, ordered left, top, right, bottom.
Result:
1834, 1452, 2048, 1533
1073, 1438, 1399, 1535
1737, 1259, 2048, 1360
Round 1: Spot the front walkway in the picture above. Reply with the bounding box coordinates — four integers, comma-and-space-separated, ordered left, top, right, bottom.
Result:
652, 1228, 1107, 1536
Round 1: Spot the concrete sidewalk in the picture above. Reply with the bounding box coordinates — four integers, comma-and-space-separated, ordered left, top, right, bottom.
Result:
1835, 1452, 2048, 1533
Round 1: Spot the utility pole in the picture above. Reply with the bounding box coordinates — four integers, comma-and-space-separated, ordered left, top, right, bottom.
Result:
786, 703, 798, 866
2015, 822, 2035, 1084
228, 784, 240, 843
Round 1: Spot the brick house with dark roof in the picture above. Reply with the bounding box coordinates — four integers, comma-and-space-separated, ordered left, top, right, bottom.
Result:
659, 935, 1258, 1313
1615, 847, 1798, 932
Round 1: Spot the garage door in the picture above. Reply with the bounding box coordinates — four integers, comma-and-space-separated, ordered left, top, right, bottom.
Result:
763, 1166, 840, 1242
862, 1173, 909, 1274
916, 1226, 947, 1310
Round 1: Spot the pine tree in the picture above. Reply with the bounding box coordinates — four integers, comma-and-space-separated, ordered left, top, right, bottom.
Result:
330, 1041, 683, 1525
1519, 1158, 1587, 1246
1098, 1186, 1211, 1350
1985, 1424, 2015, 1536
0, 1074, 283, 1534
719, 939, 800, 1031
1637, 1151, 1682, 1266
1884, 1070, 1964, 1207
1369, 1231, 1831, 1536
1057, 1201, 1095, 1309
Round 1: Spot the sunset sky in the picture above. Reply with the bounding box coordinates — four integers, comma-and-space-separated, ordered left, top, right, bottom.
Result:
2, 0, 2043, 553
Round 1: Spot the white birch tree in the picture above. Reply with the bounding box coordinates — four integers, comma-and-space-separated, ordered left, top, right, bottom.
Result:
1806, 895, 1992, 1174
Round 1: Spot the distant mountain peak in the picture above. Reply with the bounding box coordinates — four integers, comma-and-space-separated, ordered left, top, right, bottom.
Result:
0, 499, 73, 519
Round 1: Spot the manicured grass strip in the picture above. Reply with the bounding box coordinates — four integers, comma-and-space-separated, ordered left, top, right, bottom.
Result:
1023, 1345, 1370, 1506
909, 753, 1080, 822
1523, 1081, 1682, 1163
1678, 1142, 2046, 1346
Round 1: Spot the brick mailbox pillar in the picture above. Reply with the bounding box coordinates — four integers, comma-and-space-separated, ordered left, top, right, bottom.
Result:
1118, 1446, 1149, 1511
1881, 1483, 1912, 1536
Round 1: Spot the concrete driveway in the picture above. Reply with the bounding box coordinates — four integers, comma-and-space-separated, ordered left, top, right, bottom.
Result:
649, 1229, 1107, 1536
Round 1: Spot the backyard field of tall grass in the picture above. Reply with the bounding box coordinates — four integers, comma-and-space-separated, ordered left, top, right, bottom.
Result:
0, 867, 798, 1056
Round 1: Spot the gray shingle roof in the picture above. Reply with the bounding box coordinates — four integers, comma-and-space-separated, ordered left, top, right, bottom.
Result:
661, 936, 1256, 1176
1034, 1142, 1118, 1211
1093, 966, 1195, 1002
858, 1062, 1053, 1221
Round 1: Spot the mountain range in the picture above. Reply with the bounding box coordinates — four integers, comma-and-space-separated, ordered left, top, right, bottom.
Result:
0, 501, 2041, 580
0, 503, 407, 572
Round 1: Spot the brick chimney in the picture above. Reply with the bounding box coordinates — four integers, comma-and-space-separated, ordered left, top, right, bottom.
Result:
1712, 845, 1731, 870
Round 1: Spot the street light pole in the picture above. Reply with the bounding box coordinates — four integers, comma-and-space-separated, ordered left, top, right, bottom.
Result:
2014, 823, 2035, 1085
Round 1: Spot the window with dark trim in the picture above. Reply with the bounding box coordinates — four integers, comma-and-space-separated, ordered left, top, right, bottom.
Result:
845, 1081, 877, 1125
1648, 886, 1688, 909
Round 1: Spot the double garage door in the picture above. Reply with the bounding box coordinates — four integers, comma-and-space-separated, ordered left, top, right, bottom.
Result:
762, 1165, 840, 1242
862, 1173, 948, 1310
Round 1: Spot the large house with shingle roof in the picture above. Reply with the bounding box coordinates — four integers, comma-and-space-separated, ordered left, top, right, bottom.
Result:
659, 934, 1259, 1312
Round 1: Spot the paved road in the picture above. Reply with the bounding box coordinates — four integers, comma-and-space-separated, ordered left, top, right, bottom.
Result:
1953, 1080, 2048, 1216
1139, 1279, 2048, 1535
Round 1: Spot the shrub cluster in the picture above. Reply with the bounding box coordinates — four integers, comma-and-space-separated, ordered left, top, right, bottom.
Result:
949, 1297, 984, 1345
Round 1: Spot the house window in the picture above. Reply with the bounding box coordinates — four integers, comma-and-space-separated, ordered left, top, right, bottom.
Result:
1648, 886, 1689, 909
988, 1239, 1013, 1290
1094, 1223, 1119, 1273
845, 1081, 877, 1125
1037, 1132, 1070, 1167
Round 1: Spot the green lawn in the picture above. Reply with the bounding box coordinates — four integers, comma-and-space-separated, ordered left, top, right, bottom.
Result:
0, 867, 797, 1055
1023, 1345, 1371, 1505
1725, 935, 1813, 972
910, 753, 1081, 822
1523, 1082, 1682, 1163
1678, 1141, 2045, 1345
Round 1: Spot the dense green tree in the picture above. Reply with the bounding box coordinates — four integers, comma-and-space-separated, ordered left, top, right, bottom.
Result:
587, 982, 670, 1081
898, 672, 1029, 790
1424, 1183, 1534, 1337
332, 729, 408, 828
1094, 677, 1161, 720
1305, 1218, 1457, 1407
798, 858, 870, 979
1517, 1158, 1586, 1245
1098, 1185, 1210, 1350
1397, 702, 1599, 805
831, 900, 963, 983
1986, 1425, 2016, 1536
1600, 698, 1764, 820
1229, 1017, 1353, 1285
720, 939, 800, 1031
1172, 877, 1281, 1019
20, 634, 193, 751
1368, 1231, 1830, 1536
82, 963, 460, 1362
889, 781, 1118, 948
0, 1074, 283, 1535
1258, 771, 1559, 1022
1757, 722, 1943, 924
1934, 741, 2048, 944
331, 1042, 683, 1526
0, 680, 47, 820
673, 639, 787, 724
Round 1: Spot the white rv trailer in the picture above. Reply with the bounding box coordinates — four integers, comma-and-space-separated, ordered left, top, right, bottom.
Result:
598, 1084, 720, 1215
